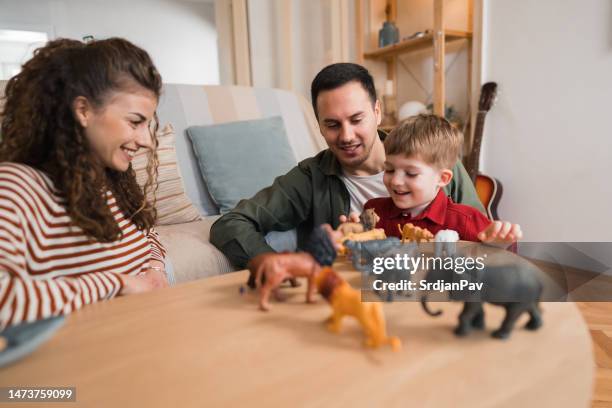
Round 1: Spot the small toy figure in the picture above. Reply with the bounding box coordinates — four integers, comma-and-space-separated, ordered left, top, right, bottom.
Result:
336, 208, 381, 236
342, 228, 387, 243
421, 237, 543, 339
246, 224, 338, 311
315, 267, 401, 351
360, 208, 380, 231
434, 229, 459, 257
344, 237, 401, 273
397, 223, 434, 243
247, 252, 321, 311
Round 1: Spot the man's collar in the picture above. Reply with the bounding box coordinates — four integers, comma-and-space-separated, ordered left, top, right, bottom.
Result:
320, 128, 388, 176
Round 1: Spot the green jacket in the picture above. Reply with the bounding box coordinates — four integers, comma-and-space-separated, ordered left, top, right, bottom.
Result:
210, 146, 485, 269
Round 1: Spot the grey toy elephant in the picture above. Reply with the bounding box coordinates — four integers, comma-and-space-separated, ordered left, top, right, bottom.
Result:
421, 234, 543, 339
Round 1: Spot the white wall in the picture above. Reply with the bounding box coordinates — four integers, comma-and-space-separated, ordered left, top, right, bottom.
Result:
394, 0, 471, 119
0, 0, 219, 85
482, 1, 612, 256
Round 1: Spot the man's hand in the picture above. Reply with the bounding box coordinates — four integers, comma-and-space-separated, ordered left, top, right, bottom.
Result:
477, 221, 523, 243
119, 268, 169, 296
339, 212, 360, 224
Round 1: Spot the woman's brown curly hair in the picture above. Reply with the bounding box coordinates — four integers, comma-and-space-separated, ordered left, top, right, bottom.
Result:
0, 37, 162, 242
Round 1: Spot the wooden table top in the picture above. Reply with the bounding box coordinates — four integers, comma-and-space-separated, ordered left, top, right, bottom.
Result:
1, 260, 594, 408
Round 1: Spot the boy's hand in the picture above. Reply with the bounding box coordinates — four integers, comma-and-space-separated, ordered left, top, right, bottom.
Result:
339, 212, 360, 224
478, 221, 523, 243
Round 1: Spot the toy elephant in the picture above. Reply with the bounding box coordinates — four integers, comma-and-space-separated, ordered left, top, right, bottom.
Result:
421, 235, 543, 339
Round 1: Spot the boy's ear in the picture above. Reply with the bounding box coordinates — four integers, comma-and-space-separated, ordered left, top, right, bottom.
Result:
72, 96, 93, 128
438, 168, 453, 187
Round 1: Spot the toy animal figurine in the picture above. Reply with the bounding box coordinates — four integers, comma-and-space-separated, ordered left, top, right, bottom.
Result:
344, 237, 401, 273
247, 252, 320, 311
397, 223, 434, 243
246, 224, 338, 311
421, 239, 543, 339
434, 229, 459, 257
360, 208, 380, 231
315, 267, 401, 351
342, 228, 386, 243
336, 208, 381, 236
337, 222, 364, 236
374, 242, 419, 302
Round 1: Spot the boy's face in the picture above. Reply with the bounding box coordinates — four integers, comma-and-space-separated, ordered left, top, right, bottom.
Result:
383, 154, 452, 210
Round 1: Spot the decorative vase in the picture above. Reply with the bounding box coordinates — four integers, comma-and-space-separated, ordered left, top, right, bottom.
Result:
379, 21, 399, 48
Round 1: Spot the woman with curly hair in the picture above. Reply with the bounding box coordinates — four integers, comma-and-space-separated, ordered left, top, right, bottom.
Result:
0, 37, 168, 329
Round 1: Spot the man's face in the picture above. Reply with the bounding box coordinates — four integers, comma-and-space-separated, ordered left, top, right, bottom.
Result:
315, 81, 381, 170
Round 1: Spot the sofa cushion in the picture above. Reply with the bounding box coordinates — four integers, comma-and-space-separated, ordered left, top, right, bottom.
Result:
187, 116, 297, 213
133, 124, 202, 225
155, 216, 236, 283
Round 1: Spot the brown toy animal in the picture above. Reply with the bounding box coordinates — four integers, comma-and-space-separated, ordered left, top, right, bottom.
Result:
360, 208, 380, 230
336, 209, 381, 236
315, 267, 401, 351
337, 222, 364, 236
397, 223, 434, 243
247, 252, 320, 311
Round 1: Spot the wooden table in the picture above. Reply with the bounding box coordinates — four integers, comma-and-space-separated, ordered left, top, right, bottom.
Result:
1, 260, 594, 408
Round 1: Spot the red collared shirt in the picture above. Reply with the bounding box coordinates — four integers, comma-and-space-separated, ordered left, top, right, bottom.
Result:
364, 189, 491, 242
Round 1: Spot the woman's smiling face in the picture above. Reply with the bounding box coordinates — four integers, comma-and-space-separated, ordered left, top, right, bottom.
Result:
74, 87, 158, 172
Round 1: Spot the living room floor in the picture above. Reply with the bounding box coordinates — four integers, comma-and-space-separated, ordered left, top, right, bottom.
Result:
576, 302, 612, 407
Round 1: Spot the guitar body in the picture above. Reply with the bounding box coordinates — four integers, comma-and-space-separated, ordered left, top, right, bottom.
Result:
475, 174, 503, 220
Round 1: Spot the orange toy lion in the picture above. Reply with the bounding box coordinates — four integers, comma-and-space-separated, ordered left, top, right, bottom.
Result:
397, 223, 434, 243
247, 253, 320, 311
315, 267, 401, 351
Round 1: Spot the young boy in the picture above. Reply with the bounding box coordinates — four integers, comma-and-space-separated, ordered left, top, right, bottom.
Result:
364, 114, 521, 243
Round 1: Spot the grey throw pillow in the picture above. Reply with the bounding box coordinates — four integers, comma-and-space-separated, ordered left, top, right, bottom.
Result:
187, 116, 297, 213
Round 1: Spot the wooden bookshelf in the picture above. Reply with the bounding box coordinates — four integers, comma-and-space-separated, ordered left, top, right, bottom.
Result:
358, 0, 473, 119
364, 29, 472, 60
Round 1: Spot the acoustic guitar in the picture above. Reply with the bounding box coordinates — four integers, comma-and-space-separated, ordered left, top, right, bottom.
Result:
465, 82, 502, 220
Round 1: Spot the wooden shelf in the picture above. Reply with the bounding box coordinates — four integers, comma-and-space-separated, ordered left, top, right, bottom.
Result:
363, 29, 472, 60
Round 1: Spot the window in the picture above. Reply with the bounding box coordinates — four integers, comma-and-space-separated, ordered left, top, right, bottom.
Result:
0, 29, 49, 80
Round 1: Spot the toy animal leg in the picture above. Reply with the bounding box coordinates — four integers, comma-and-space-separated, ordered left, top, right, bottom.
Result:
287, 277, 300, 287
305, 276, 316, 304
525, 303, 543, 330
492, 303, 525, 339
360, 306, 387, 348
259, 269, 288, 310
273, 288, 287, 302
247, 271, 257, 289
326, 309, 344, 333
259, 286, 272, 311
471, 304, 485, 330
454, 302, 483, 336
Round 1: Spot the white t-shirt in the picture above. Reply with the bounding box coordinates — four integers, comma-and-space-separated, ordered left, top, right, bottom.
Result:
339, 171, 389, 214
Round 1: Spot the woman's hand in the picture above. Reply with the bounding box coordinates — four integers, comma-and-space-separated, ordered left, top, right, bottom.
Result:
119, 268, 169, 295
477, 221, 523, 243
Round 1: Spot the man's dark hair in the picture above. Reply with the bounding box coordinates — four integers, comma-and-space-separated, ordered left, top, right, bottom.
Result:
310, 63, 377, 118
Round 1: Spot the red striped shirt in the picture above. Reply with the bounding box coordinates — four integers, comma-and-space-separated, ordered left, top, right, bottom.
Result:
0, 163, 166, 329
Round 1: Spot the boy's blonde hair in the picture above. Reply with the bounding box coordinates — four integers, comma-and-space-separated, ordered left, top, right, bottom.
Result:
384, 114, 463, 169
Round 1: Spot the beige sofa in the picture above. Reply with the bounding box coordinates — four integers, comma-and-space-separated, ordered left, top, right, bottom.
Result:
153, 84, 325, 283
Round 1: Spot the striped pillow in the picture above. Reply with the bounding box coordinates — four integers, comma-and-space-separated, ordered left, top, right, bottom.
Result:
133, 124, 202, 225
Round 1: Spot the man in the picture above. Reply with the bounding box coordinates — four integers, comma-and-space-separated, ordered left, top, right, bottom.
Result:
210, 63, 484, 269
